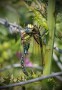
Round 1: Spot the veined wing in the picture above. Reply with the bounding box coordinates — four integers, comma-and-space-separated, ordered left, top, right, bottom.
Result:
30, 26, 44, 67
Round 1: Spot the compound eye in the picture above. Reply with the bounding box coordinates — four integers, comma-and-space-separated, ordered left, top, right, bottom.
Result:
27, 24, 33, 29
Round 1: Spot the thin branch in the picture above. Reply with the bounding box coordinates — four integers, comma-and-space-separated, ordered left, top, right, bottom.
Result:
54, 47, 62, 54
0, 63, 43, 72
0, 18, 22, 29
53, 52, 62, 70
0, 18, 24, 33
55, 76, 62, 82
0, 72, 62, 89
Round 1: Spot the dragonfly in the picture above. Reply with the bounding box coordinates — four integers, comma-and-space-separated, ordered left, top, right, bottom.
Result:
20, 24, 44, 76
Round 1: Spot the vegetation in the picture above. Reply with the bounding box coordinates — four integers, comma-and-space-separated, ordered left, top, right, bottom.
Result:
0, 0, 62, 90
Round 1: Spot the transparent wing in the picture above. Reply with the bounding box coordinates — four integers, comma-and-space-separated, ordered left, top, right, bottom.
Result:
29, 26, 44, 67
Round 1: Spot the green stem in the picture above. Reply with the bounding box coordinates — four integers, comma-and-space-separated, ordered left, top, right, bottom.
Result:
43, 0, 56, 75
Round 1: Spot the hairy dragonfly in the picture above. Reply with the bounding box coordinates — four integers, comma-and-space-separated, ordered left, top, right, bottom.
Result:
21, 24, 44, 76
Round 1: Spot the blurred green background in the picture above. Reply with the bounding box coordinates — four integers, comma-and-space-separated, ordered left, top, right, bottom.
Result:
0, 0, 62, 90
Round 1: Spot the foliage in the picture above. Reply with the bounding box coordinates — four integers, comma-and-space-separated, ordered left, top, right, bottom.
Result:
0, 0, 62, 90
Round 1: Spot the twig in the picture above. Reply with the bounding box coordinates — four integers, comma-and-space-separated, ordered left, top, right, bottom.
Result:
0, 18, 25, 33
0, 72, 62, 89
54, 47, 62, 54
0, 63, 43, 72
55, 76, 62, 82
53, 52, 62, 70
0, 18, 22, 29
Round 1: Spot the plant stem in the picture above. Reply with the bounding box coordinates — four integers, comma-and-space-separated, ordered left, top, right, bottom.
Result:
43, 0, 56, 75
